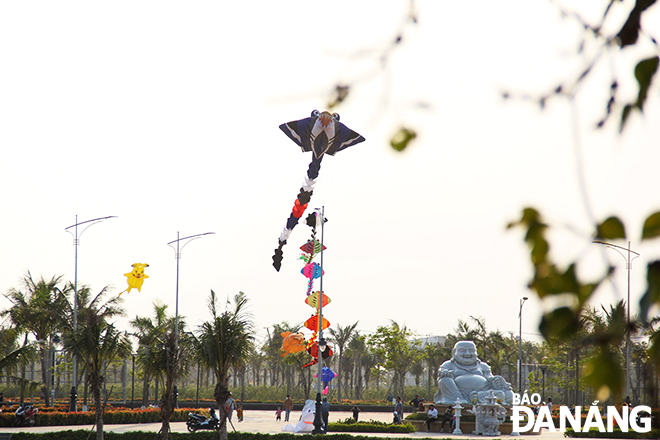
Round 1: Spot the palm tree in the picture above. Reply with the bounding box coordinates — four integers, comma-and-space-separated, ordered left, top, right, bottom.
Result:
194, 291, 254, 440
2, 272, 70, 405
153, 328, 191, 440
130, 301, 178, 406
62, 286, 131, 440
0, 326, 39, 394
327, 322, 358, 401
131, 302, 190, 439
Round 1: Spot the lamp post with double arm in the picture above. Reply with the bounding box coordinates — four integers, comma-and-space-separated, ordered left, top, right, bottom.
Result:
65, 215, 117, 412
592, 240, 639, 399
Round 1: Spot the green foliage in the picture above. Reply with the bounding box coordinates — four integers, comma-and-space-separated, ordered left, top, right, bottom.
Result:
328, 419, 416, 433
390, 128, 417, 152
597, 217, 626, 240
368, 321, 424, 399
0, 407, 194, 427
621, 56, 659, 132
642, 212, 660, 240
508, 207, 660, 400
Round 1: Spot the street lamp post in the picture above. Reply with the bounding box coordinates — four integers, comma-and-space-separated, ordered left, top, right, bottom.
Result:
131, 354, 135, 409
540, 364, 548, 403
312, 207, 327, 435
167, 231, 215, 350
65, 215, 117, 412
593, 240, 639, 399
518, 297, 528, 393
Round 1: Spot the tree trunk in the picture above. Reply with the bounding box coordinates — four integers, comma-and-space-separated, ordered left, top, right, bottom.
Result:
142, 375, 149, 407
92, 377, 104, 440
40, 347, 50, 407
160, 380, 174, 440
214, 381, 230, 440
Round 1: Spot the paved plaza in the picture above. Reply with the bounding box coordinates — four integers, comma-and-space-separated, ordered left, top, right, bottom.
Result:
0, 409, 569, 439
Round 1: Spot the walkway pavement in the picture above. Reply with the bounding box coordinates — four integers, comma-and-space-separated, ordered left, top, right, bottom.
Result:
0, 410, 567, 439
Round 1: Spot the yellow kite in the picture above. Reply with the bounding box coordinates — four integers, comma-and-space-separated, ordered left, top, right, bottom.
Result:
119, 263, 149, 296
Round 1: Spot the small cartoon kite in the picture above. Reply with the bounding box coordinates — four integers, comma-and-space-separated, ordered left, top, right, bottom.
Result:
272, 110, 365, 271
118, 263, 149, 296
315, 366, 337, 394
280, 331, 307, 357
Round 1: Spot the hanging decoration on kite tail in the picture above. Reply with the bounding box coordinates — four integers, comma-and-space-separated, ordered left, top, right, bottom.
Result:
118, 263, 149, 296
315, 366, 337, 394
271, 110, 365, 271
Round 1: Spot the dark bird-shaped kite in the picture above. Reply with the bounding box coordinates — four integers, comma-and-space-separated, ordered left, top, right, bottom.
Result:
272, 110, 365, 271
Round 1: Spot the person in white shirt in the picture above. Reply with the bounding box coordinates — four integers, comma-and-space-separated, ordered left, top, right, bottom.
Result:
425, 404, 438, 431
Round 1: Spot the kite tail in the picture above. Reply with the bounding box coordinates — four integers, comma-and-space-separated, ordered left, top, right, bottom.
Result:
272, 157, 322, 271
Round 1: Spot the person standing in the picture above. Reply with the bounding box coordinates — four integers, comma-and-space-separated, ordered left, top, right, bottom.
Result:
321, 396, 330, 432
351, 404, 361, 422
425, 404, 438, 431
394, 396, 403, 424
275, 406, 283, 421
236, 404, 244, 422
226, 392, 235, 422
409, 394, 424, 413
283, 395, 293, 422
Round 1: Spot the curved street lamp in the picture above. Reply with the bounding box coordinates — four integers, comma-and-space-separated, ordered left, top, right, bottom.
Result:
592, 240, 639, 400
65, 215, 117, 411
167, 231, 215, 350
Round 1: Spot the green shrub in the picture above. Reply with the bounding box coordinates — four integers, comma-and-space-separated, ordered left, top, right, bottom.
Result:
328, 419, 416, 433
0, 407, 201, 427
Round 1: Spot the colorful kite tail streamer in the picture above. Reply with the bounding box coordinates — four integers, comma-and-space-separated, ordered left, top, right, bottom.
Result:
272, 157, 322, 271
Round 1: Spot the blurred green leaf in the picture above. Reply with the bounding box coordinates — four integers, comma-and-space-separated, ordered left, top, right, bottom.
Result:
539, 307, 580, 340
596, 216, 626, 240
533, 263, 581, 298
634, 56, 659, 111
583, 346, 624, 403
619, 103, 634, 133
641, 211, 660, 240
639, 260, 660, 322
390, 128, 417, 152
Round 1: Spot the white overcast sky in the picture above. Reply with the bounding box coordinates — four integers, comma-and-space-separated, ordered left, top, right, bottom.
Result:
1, 1, 659, 347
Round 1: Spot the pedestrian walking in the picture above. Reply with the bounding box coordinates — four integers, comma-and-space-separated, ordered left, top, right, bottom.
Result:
276, 406, 283, 421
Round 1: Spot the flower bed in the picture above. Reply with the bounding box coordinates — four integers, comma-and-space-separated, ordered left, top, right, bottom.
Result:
0, 407, 202, 427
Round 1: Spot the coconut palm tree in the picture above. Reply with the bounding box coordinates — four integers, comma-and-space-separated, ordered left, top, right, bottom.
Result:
327, 321, 358, 401
130, 301, 178, 406
62, 286, 131, 440
131, 302, 190, 440
0, 326, 39, 394
194, 291, 254, 440
2, 272, 70, 405
152, 327, 191, 440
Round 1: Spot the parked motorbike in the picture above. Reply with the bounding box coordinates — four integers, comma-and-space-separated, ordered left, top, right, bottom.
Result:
14, 403, 38, 427
187, 408, 219, 432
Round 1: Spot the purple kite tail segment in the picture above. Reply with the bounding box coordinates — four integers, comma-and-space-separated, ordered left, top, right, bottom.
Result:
272, 110, 365, 271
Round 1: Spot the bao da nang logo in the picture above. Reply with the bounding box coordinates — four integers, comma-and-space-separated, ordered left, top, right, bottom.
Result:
511, 393, 652, 434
